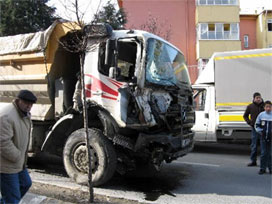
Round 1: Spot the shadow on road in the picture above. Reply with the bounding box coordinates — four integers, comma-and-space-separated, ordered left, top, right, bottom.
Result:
27, 153, 189, 202
27, 144, 271, 202
103, 166, 189, 202
193, 142, 252, 155
28, 153, 68, 178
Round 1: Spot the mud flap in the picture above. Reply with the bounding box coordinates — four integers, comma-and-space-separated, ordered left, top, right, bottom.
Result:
41, 114, 83, 153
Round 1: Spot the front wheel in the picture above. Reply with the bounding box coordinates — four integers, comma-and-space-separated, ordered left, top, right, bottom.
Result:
63, 128, 116, 186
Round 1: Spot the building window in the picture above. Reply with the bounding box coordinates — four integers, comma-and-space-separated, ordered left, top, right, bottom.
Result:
244, 35, 249, 48
208, 24, 215, 39
268, 19, 272, 32
198, 23, 239, 40
197, 0, 238, 5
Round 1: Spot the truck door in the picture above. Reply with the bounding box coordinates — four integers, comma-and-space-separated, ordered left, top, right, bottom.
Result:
90, 37, 140, 126
192, 88, 209, 141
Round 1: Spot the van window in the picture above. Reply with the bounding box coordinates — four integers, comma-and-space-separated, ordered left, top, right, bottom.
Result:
193, 89, 207, 111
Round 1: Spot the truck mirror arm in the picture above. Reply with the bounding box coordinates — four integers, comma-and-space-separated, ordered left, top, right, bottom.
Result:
109, 67, 121, 79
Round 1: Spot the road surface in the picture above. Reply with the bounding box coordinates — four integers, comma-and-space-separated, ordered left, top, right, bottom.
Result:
26, 143, 272, 204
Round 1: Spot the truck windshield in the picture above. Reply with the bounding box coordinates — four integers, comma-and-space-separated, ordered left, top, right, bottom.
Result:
146, 38, 191, 86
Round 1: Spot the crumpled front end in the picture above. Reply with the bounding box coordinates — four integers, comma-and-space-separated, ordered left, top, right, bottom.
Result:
124, 85, 195, 164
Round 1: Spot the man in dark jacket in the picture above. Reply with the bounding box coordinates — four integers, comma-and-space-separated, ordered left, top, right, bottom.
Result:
0, 90, 37, 204
243, 92, 264, 166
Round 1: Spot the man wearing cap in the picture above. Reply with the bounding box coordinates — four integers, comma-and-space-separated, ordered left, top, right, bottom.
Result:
243, 92, 264, 167
0, 90, 37, 204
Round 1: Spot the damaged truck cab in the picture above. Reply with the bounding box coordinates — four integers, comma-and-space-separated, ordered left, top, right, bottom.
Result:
0, 23, 195, 186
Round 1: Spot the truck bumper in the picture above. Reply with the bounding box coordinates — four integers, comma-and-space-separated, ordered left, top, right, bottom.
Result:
135, 132, 194, 160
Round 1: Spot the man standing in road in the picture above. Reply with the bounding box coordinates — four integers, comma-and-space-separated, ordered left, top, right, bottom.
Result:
243, 92, 264, 167
0, 90, 37, 204
255, 100, 272, 174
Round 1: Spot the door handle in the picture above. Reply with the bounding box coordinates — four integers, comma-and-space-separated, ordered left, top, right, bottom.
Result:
205, 113, 209, 119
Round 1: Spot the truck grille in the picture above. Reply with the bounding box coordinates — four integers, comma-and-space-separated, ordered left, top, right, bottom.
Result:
166, 104, 195, 136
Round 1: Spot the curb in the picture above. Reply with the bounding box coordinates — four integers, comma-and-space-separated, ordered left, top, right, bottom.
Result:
30, 181, 143, 204
28, 169, 150, 204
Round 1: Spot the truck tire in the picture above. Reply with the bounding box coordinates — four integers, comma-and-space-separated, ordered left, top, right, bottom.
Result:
63, 128, 116, 186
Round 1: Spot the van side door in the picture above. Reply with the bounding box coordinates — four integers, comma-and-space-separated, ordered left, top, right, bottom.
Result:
192, 87, 209, 141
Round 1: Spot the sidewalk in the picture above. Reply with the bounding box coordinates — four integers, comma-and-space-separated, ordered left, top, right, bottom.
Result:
20, 193, 73, 204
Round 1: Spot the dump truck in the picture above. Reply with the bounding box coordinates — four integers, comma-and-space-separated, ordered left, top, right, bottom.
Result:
0, 21, 195, 186
192, 48, 272, 143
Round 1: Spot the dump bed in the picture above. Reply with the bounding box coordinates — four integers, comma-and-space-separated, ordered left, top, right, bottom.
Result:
0, 21, 78, 120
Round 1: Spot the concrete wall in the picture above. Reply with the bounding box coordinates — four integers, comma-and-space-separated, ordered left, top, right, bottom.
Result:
240, 15, 257, 50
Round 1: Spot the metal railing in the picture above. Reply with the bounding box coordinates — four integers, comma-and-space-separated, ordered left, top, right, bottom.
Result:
197, 0, 238, 5
200, 31, 239, 40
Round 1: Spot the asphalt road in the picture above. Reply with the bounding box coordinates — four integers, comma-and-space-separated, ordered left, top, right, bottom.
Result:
27, 143, 272, 204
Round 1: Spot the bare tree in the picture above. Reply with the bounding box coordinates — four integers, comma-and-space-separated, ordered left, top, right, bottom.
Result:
51, 1, 104, 203
46, 2, 127, 201
139, 13, 172, 41
58, 18, 95, 204
52, 1, 127, 202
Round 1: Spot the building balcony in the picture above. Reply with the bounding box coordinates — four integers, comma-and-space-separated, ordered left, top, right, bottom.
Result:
196, 5, 240, 23
196, 40, 241, 59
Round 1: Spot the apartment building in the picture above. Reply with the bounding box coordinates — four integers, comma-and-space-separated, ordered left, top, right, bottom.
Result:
118, 0, 198, 82
240, 9, 272, 50
119, 0, 270, 82
240, 13, 257, 50
256, 10, 272, 48
195, 0, 241, 70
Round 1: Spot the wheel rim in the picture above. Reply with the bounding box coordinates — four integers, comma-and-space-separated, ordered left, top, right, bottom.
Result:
72, 143, 99, 174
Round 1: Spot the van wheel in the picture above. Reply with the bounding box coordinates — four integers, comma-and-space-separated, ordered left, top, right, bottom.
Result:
63, 128, 116, 186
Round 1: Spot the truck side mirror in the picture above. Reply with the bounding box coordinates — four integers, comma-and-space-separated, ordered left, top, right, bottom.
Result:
109, 67, 116, 79
109, 67, 121, 79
